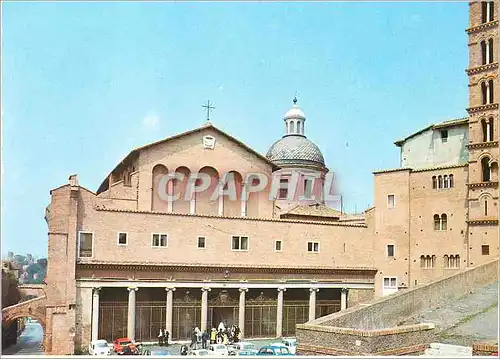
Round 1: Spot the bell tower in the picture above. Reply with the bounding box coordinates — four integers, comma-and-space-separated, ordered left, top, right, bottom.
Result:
466, 0, 499, 266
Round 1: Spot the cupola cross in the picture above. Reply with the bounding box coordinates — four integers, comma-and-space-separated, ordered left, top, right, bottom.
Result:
202, 100, 216, 121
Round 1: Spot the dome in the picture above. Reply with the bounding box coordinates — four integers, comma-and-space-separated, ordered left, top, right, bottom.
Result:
284, 107, 306, 121
266, 135, 325, 169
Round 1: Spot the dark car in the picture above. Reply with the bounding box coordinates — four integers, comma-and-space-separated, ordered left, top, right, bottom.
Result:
256, 345, 293, 356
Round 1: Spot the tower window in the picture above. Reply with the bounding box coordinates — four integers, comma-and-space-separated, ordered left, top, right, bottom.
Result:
482, 245, 490, 255
440, 130, 448, 142
304, 178, 313, 199
481, 157, 491, 182
387, 194, 395, 208
434, 214, 447, 231
488, 38, 494, 63
482, 82, 488, 105
488, 117, 494, 141
481, 40, 487, 65
488, 79, 494, 103
482, 118, 488, 142
485, 200, 488, 216
387, 244, 394, 257
482, 2, 494, 23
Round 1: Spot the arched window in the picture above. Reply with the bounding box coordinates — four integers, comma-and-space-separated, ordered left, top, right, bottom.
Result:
444, 255, 449, 268
420, 255, 426, 268
488, 38, 494, 63
438, 175, 443, 189
489, 79, 494, 104
431, 255, 436, 268
449, 174, 454, 188
482, 157, 491, 182
432, 176, 437, 189
455, 255, 460, 268
434, 214, 441, 230
482, 1, 495, 23
296, 121, 301, 134
482, 81, 488, 105
481, 40, 487, 65
290, 121, 295, 134
444, 175, 449, 188
488, 117, 494, 141
485, 199, 488, 216
441, 213, 447, 230
482, 119, 488, 142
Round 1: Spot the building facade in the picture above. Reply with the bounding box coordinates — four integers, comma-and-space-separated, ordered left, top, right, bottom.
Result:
39, 1, 498, 354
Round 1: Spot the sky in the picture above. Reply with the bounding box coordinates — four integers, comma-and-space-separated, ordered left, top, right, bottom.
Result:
1, 1, 469, 257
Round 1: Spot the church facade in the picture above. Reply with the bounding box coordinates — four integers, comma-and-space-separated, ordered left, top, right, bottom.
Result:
42, 1, 498, 354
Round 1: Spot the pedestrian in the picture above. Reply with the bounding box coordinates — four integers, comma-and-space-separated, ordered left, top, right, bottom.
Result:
201, 330, 209, 349
216, 329, 223, 344
180, 344, 189, 356
164, 327, 170, 347
210, 328, 217, 344
158, 327, 164, 346
190, 328, 198, 349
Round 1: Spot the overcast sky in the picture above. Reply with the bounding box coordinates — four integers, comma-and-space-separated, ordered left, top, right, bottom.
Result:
1, 1, 469, 256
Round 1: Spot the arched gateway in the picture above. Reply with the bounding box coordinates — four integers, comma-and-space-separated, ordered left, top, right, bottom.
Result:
2, 296, 47, 353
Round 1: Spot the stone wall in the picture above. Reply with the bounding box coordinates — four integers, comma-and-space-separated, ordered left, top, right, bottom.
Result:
296, 258, 499, 355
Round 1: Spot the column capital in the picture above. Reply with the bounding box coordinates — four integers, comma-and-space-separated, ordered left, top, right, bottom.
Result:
309, 287, 319, 293
165, 287, 176, 292
93, 287, 102, 293
201, 287, 211, 292
341, 287, 349, 293
239, 287, 249, 293
127, 286, 138, 292
277, 287, 287, 292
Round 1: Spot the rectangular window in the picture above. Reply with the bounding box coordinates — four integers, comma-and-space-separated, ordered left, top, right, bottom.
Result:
78, 232, 93, 258
117, 232, 128, 246
232, 236, 249, 251
278, 179, 289, 199
275, 240, 282, 252
307, 241, 320, 253
304, 178, 313, 199
482, 245, 490, 255
383, 277, 397, 288
387, 194, 395, 208
441, 130, 448, 142
387, 244, 394, 257
197, 236, 206, 249
152, 233, 168, 247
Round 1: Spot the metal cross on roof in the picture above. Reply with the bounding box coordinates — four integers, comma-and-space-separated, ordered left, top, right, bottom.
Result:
202, 100, 215, 121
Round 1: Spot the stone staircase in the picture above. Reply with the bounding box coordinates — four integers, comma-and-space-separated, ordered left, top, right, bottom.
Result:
422, 343, 473, 357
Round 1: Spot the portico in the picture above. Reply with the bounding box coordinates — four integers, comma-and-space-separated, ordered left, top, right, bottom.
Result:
85, 278, 372, 342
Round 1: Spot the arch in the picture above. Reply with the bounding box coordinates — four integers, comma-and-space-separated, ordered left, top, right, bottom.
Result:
290, 121, 295, 134
420, 255, 426, 268
488, 79, 494, 104
172, 166, 192, 214
296, 121, 301, 134
481, 81, 488, 105
432, 176, 437, 189
488, 117, 494, 141
438, 175, 443, 189
444, 255, 449, 268
481, 40, 487, 65
431, 255, 436, 268
443, 175, 449, 188
481, 156, 491, 181
449, 174, 454, 188
441, 213, 447, 230
488, 38, 494, 63
455, 255, 460, 268
434, 214, 440, 230
151, 164, 169, 212
482, 118, 488, 142
223, 170, 243, 217
196, 166, 220, 215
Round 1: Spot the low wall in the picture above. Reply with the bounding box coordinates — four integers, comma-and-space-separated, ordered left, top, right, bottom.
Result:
297, 258, 499, 355
473, 342, 498, 356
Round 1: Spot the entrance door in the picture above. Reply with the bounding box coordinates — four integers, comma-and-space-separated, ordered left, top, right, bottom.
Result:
382, 277, 398, 296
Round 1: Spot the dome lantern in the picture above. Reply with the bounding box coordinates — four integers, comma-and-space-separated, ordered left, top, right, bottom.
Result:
283, 97, 306, 136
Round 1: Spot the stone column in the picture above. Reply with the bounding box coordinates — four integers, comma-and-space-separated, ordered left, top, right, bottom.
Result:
340, 288, 348, 311
127, 287, 138, 340
276, 287, 286, 338
165, 287, 175, 337
91, 287, 101, 341
238, 288, 248, 338
308, 288, 319, 322
201, 287, 211, 332
218, 181, 224, 216
241, 182, 247, 217
167, 180, 174, 213
190, 182, 196, 214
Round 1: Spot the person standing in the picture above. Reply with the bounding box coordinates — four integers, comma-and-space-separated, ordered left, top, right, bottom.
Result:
164, 327, 170, 347
201, 330, 209, 349
158, 328, 163, 346
190, 328, 198, 349
210, 328, 217, 344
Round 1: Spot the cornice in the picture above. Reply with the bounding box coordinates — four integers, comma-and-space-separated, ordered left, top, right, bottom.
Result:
76, 261, 378, 275
467, 219, 499, 226
467, 141, 499, 150
466, 62, 499, 75
467, 103, 499, 114
466, 20, 499, 34
467, 181, 499, 188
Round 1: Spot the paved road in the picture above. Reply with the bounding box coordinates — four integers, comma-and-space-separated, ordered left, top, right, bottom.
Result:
2, 322, 44, 355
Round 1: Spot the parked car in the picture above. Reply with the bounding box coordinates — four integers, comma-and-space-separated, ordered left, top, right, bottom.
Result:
228, 342, 258, 356
256, 345, 293, 356
89, 339, 111, 356
208, 343, 229, 356
146, 349, 171, 356
188, 349, 212, 356
270, 338, 296, 355
113, 337, 136, 354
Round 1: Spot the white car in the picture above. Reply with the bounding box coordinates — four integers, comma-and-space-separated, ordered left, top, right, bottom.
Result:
89, 339, 111, 356
271, 338, 297, 355
228, 342, 258, 355
208, 343, 229, 356
188, 349, 212, 356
